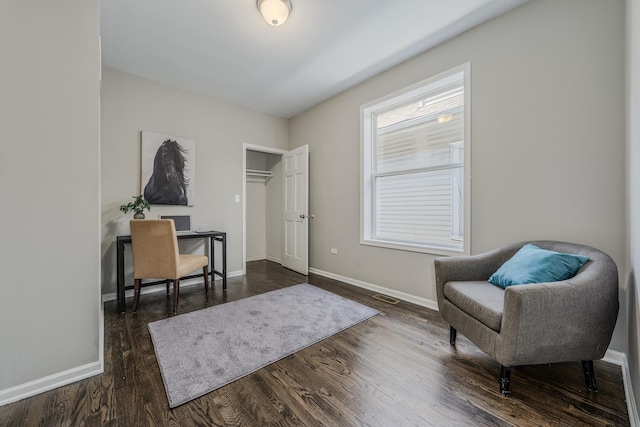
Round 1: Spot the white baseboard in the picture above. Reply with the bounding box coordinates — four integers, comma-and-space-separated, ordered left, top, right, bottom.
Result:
604, 350, 640, 427
625, 358, 640, 427
101, 269, 244, 303
308, 267, 439, 311
0, 361, 103, 407
602, 349, 625, 366
245, 256, 282, 264
222, 269, 245, 280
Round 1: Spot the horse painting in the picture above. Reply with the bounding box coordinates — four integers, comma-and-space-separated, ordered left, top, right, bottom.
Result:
143, 139, 190, 205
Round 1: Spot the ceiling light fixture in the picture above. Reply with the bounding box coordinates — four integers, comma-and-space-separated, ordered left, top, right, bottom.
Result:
257, 0, 292, 27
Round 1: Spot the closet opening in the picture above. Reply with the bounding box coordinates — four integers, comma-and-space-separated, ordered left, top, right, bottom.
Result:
242, 144, 286, 273
242, 143, 310, 275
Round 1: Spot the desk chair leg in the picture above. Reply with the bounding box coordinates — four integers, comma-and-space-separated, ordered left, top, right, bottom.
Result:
133, 279, 142, 313
203, 266, 210, 295
173, 279, 180, 314
166, 279, 170, 298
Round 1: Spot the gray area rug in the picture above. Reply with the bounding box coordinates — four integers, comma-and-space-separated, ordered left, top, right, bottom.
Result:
148, 283, 379, 408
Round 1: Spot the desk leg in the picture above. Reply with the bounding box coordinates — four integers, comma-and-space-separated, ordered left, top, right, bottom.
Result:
117, 241, 126, 313
209, 235, 227, 290
222, 234, 227, 290
214, 236, 216, 288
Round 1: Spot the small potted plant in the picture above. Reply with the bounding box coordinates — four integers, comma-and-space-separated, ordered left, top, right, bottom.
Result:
120, 195, 151, 219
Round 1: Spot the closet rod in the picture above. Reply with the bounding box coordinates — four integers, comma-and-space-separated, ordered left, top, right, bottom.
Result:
246, 169, 274, 177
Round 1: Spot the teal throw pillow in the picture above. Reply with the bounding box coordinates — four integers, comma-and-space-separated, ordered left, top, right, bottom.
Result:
488, 244, 589, 288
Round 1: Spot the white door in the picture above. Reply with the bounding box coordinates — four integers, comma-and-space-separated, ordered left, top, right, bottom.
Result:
282, 145, 309, 275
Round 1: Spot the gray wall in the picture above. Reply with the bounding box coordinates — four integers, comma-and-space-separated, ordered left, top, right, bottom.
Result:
0, 0, 101, 391
246, 181, 267, 261
627, 0, 640, 416
246, 150, 268, 261
265, 159, 283, 262
100, 68, 289, 295
289, 0, 627, 351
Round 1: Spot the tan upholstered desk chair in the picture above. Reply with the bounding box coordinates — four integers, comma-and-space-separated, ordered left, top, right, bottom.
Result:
129, 219, 209, 314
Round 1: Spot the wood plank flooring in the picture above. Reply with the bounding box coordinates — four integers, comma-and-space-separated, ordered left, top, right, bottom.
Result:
0, 260, 630, 426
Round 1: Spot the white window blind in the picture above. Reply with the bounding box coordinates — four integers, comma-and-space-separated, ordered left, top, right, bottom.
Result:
361, 64, 469, 254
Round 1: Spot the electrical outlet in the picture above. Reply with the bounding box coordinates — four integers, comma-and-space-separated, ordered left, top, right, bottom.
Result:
330, 248, 338, 255
234, 194, 240, 203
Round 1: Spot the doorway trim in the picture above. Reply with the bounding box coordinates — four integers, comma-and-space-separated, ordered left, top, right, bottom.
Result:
242, 143, 288, 274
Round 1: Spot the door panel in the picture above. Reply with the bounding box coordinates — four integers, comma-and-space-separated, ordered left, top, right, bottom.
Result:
282, 145, 309, 275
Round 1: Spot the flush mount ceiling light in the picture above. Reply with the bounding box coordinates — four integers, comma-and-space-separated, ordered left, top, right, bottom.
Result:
257, 0, 292, 27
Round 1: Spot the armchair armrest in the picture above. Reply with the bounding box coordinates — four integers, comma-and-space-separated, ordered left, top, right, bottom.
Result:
496, 253, 618, 366
434, 242, 523, 306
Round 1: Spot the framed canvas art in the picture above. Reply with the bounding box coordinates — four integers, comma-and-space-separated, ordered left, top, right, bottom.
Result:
141, 131, 196, 206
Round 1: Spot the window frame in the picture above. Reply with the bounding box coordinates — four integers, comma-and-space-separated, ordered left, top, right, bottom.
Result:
360, 63, 471, 256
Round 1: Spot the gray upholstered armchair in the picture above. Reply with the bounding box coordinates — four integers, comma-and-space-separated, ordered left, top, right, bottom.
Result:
434, 241, 618, 395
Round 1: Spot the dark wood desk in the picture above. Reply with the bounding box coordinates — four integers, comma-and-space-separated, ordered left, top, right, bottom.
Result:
116, 231, 226, 313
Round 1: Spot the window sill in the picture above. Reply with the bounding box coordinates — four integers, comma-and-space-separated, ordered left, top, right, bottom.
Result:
360, 238, 468, 257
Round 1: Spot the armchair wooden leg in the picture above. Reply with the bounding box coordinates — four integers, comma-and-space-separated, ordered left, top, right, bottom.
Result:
133, 279, 142, 313
582, 360, 598, 392
166, 279, 170, 298
172, 279, 180, 314
203, 266, 210, 295
500, 365, 511, 395
449, 326, 457, 345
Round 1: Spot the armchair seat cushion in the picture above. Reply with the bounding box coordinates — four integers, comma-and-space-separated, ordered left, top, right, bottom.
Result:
444, 281, 504, 332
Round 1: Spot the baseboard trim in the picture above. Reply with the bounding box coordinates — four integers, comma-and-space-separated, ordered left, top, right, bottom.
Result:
308, 267, 439, 311
602, 349, 625, 366
101, 269, 244, 303
0, 361, 103, 407
607, 350, 640, 427
246, 256, 283, 263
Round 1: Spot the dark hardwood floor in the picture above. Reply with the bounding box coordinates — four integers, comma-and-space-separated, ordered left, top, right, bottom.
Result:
0, 260, 630, 426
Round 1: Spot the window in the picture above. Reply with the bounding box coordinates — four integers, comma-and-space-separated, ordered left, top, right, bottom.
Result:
361, 64, 470, 255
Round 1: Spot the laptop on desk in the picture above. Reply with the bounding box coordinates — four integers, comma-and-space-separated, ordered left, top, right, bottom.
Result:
160, 215, 192, 234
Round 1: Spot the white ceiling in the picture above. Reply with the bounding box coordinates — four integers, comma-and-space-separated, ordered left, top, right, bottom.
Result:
100, 0, 528, 118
